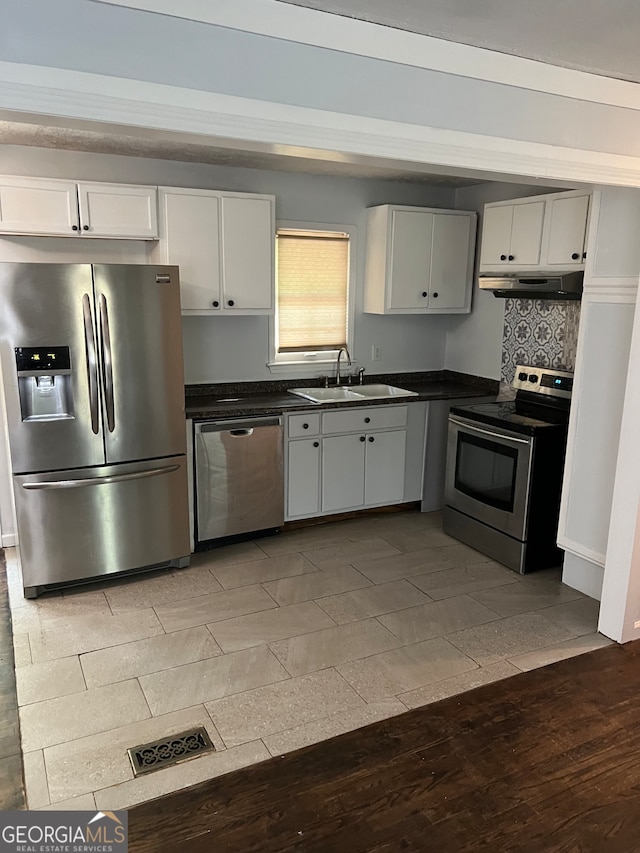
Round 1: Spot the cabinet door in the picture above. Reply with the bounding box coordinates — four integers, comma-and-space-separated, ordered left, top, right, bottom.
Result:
388, 210, 433, 310
78, 183, 158, 239
509, 201, 544, 265
0, 178, 78, 236
287, 439, 321, 518
220, 196, 274, 312
322, 434, 365, 512
545, 195, 589, 266
160, 190, 221, 313
429, 214, 473, 310
479, 205, 512, 267
364, 430, 406, 506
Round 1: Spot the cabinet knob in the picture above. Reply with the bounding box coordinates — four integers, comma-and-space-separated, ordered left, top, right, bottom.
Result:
227, 300, 235, 307
302, 423, 309, 429
421, 291, 428, 297
571, 252, 580, 260
433, 292, 439, 298
212, 300, 219, 308
359, 436, 365, 442
71, 225, 79, 231
83, 225, 89, 231
368, 436, 374, 442
583, 252, 587, 259
508, 255, 514, 261
313, 441, 319, 448
364, 417, 371, 423
500, 254, 507, 261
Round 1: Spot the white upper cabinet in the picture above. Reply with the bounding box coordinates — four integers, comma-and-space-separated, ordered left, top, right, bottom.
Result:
0, 178, 79, 236
544, 194, 590, 266
479, 200, 544, 267
0, 176, 158, 239
387, 210, 433, 310
220, 196, 274, 312
157, 189, 221, 312
479, 190, 591, 273
430, 214, 475, 310
77, 183, 158, 239
364, 204, 477, 314
157, 187, 275, 315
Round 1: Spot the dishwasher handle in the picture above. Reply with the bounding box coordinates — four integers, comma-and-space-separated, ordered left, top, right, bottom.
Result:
196, 417, 281, 434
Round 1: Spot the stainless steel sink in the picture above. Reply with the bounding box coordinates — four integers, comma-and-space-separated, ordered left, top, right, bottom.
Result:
288, 384, 418, 403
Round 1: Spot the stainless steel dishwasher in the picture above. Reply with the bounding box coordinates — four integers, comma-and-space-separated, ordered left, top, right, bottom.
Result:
194, 417, 284, 547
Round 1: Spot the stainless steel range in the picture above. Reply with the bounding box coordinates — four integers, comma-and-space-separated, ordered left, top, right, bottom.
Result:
443, 365, 573, 574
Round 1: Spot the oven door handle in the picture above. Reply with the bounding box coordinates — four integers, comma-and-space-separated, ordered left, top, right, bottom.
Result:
448, 416, 532, 446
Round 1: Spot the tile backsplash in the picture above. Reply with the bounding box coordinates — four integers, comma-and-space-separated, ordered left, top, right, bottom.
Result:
501, 298, 581, 385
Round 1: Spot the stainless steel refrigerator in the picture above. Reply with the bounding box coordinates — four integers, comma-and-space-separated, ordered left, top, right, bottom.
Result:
0, 263, 190, 598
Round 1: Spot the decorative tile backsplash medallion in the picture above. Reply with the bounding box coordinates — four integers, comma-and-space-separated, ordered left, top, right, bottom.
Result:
501, 299, 582, 385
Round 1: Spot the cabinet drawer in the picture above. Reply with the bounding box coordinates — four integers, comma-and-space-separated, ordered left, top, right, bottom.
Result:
288, 413, 321, 437
322, 405, 407, 435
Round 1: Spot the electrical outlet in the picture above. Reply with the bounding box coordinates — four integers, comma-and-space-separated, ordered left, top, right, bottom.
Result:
371, 345, 382, 361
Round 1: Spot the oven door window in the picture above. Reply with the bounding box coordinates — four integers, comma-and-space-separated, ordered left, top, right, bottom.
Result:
454, 432, 518, 512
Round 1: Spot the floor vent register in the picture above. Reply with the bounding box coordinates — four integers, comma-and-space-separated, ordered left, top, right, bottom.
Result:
127, 727, 215, 776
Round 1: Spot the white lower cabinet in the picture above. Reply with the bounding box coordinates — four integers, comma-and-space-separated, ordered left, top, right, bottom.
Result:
364, 429, 407, 506
286, 404, 422, 521
322, 434, 366, 513
287, 438, 321, 518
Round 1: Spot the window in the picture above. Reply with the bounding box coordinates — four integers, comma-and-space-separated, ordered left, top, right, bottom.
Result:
269, 224, 354, 369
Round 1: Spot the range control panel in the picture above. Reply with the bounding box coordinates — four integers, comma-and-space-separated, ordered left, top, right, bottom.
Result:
512, 365, 574, 399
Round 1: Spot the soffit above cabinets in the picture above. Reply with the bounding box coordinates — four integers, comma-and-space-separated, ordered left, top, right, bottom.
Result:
0, 120, 488, 187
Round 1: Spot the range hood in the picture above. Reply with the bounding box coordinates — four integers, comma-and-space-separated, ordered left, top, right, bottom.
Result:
478, 271, 583, 300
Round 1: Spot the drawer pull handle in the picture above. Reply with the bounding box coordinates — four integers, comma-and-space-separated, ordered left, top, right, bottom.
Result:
364, 417, 371, 424
303, 423, 309, 429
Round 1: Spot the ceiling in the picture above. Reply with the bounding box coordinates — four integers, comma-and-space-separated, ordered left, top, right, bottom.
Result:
277, 0, 640, 83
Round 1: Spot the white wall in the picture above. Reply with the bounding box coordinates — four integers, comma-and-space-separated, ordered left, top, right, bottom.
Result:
444, 181, 559, 378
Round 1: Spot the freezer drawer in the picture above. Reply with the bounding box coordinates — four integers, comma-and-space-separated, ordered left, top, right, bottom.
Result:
195, 418, 284, 543
14, 456, 190, 596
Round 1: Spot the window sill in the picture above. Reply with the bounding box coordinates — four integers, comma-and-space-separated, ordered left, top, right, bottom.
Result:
267, 360, 336, 376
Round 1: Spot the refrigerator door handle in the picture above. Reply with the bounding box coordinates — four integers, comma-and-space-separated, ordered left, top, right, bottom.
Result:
21, 463, 181, 490
99, 293, 115, 433
82, 293, 100, 434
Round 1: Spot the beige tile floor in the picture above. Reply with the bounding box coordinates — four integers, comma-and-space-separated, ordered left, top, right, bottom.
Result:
7, 509, 611, 811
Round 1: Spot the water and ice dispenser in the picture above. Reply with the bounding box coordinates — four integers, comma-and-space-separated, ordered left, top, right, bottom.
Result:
15, 346, 75, 421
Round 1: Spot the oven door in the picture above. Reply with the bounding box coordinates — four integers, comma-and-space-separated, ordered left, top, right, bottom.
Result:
445, 414, 534, 540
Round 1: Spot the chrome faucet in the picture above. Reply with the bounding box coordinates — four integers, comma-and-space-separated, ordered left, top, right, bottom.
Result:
335, 346, 352, 385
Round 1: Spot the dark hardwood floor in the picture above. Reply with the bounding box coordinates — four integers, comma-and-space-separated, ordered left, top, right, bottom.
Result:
129, 640, 640, 853
0, 550, 25, 809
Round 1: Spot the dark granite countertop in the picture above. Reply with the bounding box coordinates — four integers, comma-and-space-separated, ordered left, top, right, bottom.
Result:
185, 371, 498, 420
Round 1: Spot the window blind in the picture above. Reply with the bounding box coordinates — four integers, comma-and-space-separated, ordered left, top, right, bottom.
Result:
276, 230, 349, 352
